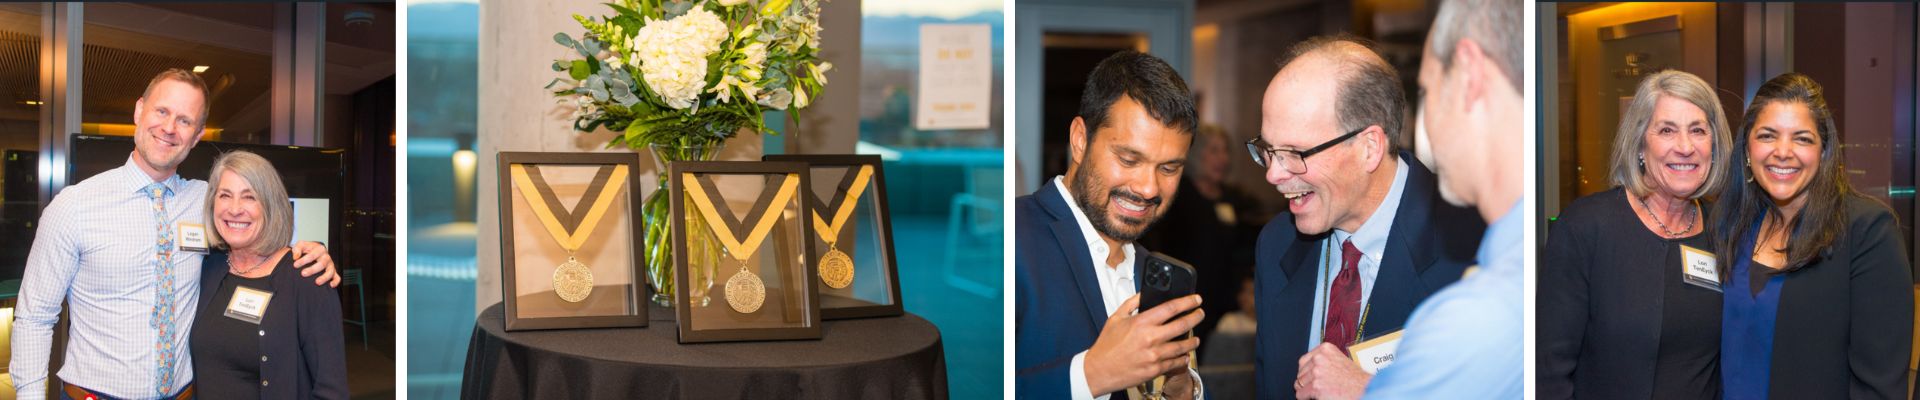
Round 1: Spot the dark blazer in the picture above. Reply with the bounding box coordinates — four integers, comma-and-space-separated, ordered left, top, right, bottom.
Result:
1762, 196, 1911, 399
195, 250, 350, 399
1536, 188, 1720, 400
1014, 180, 1149, 399
1252, 154, 1483, 400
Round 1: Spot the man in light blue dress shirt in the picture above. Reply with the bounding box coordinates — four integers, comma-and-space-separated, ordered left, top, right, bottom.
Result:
12, 69, 341, 400
1352, 0, 1526, 397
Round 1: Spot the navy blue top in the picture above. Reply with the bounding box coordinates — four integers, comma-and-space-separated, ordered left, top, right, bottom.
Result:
1722, 217, 1785, 400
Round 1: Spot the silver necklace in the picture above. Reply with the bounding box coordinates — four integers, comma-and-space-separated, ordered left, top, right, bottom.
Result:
1636, 194, 1698, 237
230, 252, 273, 277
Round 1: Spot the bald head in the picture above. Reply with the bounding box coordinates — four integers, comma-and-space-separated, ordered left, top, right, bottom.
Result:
1259, 36, 1407, 235
1269, 37, 1406, 151
1265, 49, 1342, 144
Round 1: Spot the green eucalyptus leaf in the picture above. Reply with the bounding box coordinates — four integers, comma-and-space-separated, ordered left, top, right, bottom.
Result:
610, 80, 640, 105
662, 0, 694, 17
581, 37, 604, 57
569, 60, 592, 80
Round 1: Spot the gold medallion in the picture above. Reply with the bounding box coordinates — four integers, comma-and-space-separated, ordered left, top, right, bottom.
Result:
809, 165, 876, 291
553, 256, 595, 302
684, 172, 801, 315
725, 267, 766, 313
510, 164, 628, 305
820, 247, 854, 289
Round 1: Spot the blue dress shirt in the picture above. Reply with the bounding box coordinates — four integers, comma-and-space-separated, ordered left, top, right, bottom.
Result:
11, 158, 205, 400
1363, 200, 1523, 398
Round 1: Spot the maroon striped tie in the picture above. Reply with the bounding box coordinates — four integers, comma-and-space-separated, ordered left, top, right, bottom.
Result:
1323, 240, 1363, 352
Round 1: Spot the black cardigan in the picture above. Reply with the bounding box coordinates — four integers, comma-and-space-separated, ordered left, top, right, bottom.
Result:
1538, 188, 1721, 399
193, 250, 350, 399
1760, 195, 1912, 399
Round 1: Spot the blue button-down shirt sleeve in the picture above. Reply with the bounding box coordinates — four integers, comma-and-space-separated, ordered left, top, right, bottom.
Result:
1363, 201, 1524, 399
12, 187, 85, 400
8, 159, 202, 400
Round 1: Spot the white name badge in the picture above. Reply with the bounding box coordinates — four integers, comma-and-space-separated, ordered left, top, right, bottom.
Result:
1680, 245, 1722, 292
1348, 329, 1404, 374
225, 286, 274, 325
177, 223, 208, 253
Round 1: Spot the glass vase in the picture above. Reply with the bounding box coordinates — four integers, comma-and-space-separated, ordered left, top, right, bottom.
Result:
645, 140, 724, 307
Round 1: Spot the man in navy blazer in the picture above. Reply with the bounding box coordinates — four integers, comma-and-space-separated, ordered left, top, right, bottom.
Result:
1016, 51, 1206, 400
1250, 37, 1485, 399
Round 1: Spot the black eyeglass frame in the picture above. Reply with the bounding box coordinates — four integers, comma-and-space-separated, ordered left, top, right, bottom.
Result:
1245, 126, 1369, 171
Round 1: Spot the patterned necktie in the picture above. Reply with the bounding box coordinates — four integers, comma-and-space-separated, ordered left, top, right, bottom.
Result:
1323, 240, 1363, 352
145, 182, 178, 396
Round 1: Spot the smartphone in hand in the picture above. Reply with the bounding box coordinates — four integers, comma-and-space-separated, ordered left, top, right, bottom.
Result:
1138, 252, 1198, 340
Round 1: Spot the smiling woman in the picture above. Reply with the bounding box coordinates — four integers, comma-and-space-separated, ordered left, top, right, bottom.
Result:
1539, 69, 1733, 400
193, 150, 350, 399
1707, 72, 1913, 400
1539, 4, 1920, 400
2, 2, 394, 399
205, 151, 293, 256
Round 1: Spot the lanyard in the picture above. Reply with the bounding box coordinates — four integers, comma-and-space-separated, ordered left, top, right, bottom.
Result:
682, 172, 802, 263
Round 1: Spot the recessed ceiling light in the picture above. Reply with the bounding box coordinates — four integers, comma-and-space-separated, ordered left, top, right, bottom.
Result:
192, 65, 210, 73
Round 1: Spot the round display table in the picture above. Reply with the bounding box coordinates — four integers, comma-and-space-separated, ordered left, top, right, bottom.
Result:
461, 302, 947, 399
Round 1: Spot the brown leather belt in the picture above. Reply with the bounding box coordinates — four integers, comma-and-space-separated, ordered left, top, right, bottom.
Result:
61, 382, 194, 400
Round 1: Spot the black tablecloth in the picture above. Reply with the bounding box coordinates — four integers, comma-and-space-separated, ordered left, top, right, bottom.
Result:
461, 302, 948, 399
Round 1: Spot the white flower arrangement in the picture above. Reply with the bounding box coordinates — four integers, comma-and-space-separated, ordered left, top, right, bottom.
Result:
549, 0, 832, 148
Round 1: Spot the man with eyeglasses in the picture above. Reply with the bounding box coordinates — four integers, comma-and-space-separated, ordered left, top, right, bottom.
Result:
1248, 36, 1485, 400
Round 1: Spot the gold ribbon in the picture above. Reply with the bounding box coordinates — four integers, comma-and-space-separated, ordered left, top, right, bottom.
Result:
809, 165, 873, 244
510, 164, 629, 252
682, 172, 802, 262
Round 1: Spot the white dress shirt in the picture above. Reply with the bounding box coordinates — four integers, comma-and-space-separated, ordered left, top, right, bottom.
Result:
12, 157, 205, 400
1053, 176, 1202, 400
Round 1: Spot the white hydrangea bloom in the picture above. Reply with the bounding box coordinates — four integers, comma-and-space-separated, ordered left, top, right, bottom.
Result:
631, 8, 730, 110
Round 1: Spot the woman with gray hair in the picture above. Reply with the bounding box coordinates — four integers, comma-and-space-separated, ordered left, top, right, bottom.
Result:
1540, 69, 1733, 399
189, 150, 348, 399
